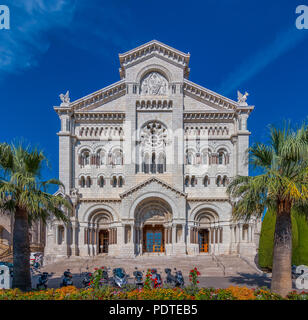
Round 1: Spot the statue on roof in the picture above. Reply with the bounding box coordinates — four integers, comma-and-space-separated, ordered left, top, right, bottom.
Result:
237, 90, 249, 106
59, 90, 70, 106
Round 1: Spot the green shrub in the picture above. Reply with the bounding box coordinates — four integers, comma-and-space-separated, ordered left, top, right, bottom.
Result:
258, 207, 301, 269
293, 209, 308, 266
258, 208, 276, 269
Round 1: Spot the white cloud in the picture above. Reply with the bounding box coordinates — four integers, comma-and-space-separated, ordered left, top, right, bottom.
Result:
0, 0, 76, 76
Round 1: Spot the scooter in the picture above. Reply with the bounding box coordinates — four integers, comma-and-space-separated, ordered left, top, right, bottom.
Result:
133, 267, 144, 289
150, 268, 162, 288
82, 272, 92, 288
60, 269, 73, 287
36, 272, 52, 290
112, 268, 129, 288
165, 268, 182, 287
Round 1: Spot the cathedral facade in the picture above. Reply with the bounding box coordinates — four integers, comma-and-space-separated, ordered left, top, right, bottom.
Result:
44, 40, 260, 263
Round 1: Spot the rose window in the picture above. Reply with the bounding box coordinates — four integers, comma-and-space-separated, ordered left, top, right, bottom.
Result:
141, 121, 167, 148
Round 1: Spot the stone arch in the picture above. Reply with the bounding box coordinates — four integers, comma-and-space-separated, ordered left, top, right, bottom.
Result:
76, 145, 93, 154
135, 64, 173, 84
134, 197, 173, 226
82, 204, 119, 223
194, 209, 220, 228
128, 192, 179, 220
88, 210, 114, 227
190, 203, 221, 223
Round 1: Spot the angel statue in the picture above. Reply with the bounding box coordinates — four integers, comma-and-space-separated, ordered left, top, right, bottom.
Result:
237, 90, 249, 106
59, 90, 70, 106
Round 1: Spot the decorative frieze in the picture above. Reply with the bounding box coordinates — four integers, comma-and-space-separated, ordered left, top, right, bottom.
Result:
136, 99, 172, 111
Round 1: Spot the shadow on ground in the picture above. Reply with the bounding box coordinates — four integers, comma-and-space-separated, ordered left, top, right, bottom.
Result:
228, 272, 271, 288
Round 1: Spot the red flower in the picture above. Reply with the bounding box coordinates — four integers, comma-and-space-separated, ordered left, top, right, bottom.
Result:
94, 268, 98, 270
101, 267, 104, 269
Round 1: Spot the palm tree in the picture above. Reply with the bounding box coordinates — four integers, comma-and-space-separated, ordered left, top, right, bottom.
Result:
227, 122, 308, 297
0, 143, 71, 291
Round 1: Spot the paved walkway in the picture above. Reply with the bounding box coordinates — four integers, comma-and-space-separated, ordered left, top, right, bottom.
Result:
31, 254, 277, 289
31, 255, 302, 290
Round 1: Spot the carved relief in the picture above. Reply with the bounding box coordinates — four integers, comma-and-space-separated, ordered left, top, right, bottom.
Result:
140, 72, 168, 95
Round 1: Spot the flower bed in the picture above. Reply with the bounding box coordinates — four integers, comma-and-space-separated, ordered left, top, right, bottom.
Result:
0, 286, 307, 300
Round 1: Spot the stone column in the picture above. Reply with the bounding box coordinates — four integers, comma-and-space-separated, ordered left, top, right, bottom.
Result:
247, 225, 251, 243
180, 224, 185, 243
250, 224, 254, 243
172, 225, 176, 244
239, 224, 243, 243
118, 225, 125, 245
54, 224, 58, 245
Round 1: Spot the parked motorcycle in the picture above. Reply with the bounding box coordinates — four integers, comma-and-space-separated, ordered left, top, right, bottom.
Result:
133, 267, 144, 289
165, 268, 184, 287
112, 268, 129, 288
82, 272, 92, 288
150, 268, 162, 288
36, 272, 52, 290
60, 269, 73, 287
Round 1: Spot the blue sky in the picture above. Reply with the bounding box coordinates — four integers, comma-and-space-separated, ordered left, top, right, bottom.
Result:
0, 0, 308, 186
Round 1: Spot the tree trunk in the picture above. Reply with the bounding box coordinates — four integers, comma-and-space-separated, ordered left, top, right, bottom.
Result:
12, 207, 32, 291
271, 203, 292, 297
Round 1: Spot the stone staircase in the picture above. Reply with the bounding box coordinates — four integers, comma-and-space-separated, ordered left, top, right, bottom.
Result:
217, 255, 262, 276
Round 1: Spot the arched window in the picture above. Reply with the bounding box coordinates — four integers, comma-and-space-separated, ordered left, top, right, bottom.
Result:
86, 176, 92, 188
216, 176, 221, 187
201, 151, 208, 165
98, 176, 105, 188
113, 150, 123, 166
191, 176, 196, 187
203, 176, 209, 187
186, 150, 195, 165
80, 150, 91, 167
118, 176, 124, 188
222, 176, 228, 187
80, 176, 85, 188
112, 176, 117, 188
218, 152, 224, 165
184, 176, 190, 187
97, 149, 106, 166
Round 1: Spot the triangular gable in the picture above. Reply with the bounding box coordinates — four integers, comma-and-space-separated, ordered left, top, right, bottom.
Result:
183, 79, 239, 111
118, 40, 190, 79
119, 177, 187, 199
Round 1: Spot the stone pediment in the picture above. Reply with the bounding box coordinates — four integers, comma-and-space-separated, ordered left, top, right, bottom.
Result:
54, 80, 127, 113
119, 177, 187, 199
183, 79, 239, 112
118, 40, 190, 79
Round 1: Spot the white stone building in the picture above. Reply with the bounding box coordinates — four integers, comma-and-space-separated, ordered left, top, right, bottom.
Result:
44, 40, 260, 262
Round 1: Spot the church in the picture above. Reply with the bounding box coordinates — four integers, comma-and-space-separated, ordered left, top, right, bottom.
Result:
44, 40, 261, 263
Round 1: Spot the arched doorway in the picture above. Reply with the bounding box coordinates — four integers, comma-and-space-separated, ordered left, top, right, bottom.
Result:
194, 210, 220, 254
98, 230, 109, 253
198, 229, 209, 253
87, 210, 114, 256
134, 197, 172, 254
